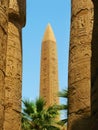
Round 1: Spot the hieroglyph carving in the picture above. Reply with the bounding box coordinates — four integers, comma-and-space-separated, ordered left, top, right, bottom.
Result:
9, 0, 19, 12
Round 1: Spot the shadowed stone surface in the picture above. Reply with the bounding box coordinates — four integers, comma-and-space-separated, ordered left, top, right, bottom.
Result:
91, 1, 98, 129
40, 24, 59, 107
68, 0, 94, 130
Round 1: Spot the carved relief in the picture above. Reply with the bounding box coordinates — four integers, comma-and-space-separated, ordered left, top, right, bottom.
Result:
9, 0, 26, 26
9, 0, 19, 13
68, 1, 93, 129
72, 0, 93, 16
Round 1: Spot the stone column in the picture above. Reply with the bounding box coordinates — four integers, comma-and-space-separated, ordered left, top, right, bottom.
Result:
68, 0, 93, 130
0, 1, 9, 130
4, 0, 26, 130
91, 1, 98, 130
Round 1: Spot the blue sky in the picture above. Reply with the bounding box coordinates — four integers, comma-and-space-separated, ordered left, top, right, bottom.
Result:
22, 0, 71, 103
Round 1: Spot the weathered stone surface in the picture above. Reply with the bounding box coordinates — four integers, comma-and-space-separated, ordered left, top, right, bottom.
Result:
9, 0, 26, 26
91, 1, 98, 129
68, 0, 94, 130
4, 77, 22, 130
68, 113, 91, 130
40, 24, 59, 107
4, 21, 22, 130
3, 1, 26, 129
0, 1, 25, 130
0, 1, 9, 130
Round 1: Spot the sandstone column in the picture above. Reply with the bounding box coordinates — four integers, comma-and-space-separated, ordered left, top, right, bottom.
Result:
68, 0, 93, 130
40, 24, 59, 107
4, 0, 26, 130
0, 1, 9, 130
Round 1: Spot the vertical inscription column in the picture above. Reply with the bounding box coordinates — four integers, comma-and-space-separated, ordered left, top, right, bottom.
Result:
40, 41, 50, 106
0, 1, 8, 130
49, 41, 59, 106
4, 0, 26, 130
68, 0, 93, 130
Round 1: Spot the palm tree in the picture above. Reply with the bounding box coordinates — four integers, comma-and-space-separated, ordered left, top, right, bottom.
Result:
22, 98, 60, 130
57, 89, 68, 126
58, 89, 68, 98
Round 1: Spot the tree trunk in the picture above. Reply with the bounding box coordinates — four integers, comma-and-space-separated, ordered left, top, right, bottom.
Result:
68, 0, 93, 130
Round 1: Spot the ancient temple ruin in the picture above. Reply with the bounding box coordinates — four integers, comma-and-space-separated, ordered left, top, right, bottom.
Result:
68, 0, 98, 130
0, 0, 98, 130
0, 1, 26, 130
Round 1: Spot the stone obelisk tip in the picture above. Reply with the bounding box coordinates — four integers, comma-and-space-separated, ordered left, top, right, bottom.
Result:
42, 23, 56, 42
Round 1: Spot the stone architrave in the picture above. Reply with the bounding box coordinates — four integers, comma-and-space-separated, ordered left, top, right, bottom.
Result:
0, 1, 9, 130
68, 0, 93, 130
4, 0, 26, 130
40, 24, 59, 108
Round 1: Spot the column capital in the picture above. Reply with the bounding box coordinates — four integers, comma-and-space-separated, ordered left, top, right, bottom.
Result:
8, 0, 26, 27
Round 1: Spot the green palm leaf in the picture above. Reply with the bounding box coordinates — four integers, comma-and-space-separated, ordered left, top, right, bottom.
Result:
22, 98, 60, 130
36, 98, 46, 112
58, 89, 68, 98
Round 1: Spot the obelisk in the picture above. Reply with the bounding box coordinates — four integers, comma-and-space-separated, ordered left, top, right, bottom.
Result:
40, 24, 59, 107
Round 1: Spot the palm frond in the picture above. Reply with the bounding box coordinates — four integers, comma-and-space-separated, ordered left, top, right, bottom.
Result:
58, 104, 68, 110
57, 119, 68, 126
47, 105, 59, 115
45, 125, 60, 130
22, 98, 60, 130
58, 89, 68, 98
36, 98, 46, 112
22, 99, 36, 115
21, 114, 32, 130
